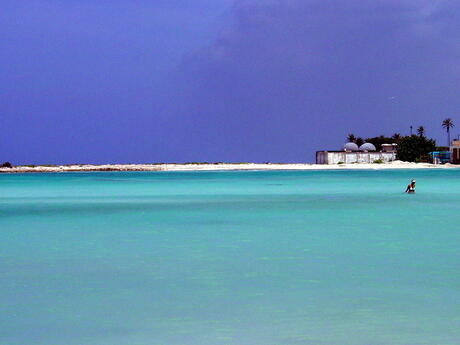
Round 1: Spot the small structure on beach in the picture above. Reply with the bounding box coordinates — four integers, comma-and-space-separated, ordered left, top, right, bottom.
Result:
450, 140, 460, 164
430, 151, 451, 164
359, 143, 377, 152
343, 142, 359, 152
381, 144, 397, 153
316, 142, 397, 165
432, 140, 460, 164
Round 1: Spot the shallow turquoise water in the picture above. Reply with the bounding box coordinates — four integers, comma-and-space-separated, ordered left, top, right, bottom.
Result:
1, 170, 460, 345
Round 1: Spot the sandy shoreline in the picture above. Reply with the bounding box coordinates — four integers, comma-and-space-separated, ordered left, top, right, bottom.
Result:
1, 161, 459, 173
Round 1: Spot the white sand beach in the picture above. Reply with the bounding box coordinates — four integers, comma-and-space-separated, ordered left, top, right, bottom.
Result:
1, 161, 459, 173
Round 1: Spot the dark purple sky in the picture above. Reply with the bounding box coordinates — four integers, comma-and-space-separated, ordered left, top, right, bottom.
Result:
2, 0, 460, 164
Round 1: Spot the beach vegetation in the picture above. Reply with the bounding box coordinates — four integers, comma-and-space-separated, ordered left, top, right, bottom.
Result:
347, 133, 356, 142
392, 133, 401, 141
442, 118, 454, 146
342, 131, 443, 163
436, 146, 449, 151
373, 159, 384, 164
417, 126, 425, 137
185, 162, 212, 165
397, 135, 436, 162
337, 161, 345, 165
365, 135, 397, 151
415, 156, 430, 163
1, 162, 12, 168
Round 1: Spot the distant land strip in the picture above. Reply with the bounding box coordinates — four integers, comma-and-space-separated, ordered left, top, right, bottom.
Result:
1, 161, 459, 173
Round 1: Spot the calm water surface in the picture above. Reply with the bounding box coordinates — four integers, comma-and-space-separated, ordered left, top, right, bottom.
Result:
1, 170, 460, 345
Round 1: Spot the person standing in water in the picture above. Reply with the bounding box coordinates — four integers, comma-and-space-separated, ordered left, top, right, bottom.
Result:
405, 179, 416, 193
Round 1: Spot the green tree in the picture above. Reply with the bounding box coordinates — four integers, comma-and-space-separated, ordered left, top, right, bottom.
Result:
356, 137, 364, 147
392, 133, 401, 141
347, 133, 356, 142
365, 135, 394, 151
397, 135, 436, 162
442, 118, 454, 146
417, 126, 425, 137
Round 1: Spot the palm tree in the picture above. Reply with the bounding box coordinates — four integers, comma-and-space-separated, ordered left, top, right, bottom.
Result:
347, 133, 356, 143
442, 118, 455, 146
417, 126, 425, 137
356, 137, 364, 147
392, 133, 401, 141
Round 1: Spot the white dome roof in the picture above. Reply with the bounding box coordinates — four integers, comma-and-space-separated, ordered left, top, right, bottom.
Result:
344, 142, 359, 151
359, 143, 376, 151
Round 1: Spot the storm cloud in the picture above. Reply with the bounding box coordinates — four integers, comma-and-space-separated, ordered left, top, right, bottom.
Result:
163, 0, 460, 162
1, 0, 460, 163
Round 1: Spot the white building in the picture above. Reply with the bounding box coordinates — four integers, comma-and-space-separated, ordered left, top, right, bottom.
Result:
316, 142, 397, 165
450, 140, 460, 164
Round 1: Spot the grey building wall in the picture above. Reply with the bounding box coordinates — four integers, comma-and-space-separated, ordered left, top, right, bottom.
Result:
316, 151, 397, 164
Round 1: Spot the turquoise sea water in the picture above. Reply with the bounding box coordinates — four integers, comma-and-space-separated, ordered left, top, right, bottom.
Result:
1, 169, 460, 345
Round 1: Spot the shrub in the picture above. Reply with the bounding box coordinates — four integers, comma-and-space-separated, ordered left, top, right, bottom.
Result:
397, 135, 436, 162
366, 136, 397, 151
435, 146, 449, 151
1, 162, 12, 168
337, 161, 345, 165
415, 154, 430, 163
373, 159, 384, 164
